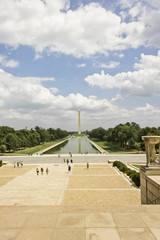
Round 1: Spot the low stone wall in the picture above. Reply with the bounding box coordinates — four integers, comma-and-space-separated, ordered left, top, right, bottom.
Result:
140, 166, 160, 204
146, 176, 160, 204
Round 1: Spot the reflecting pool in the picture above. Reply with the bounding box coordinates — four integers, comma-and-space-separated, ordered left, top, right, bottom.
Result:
44, 136, 100, 154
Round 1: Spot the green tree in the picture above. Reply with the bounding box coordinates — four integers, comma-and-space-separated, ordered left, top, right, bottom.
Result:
0, 144, 7, 153
89, 127, 106, 140
35, 126, 50, 142
3, 133, 19, 151
29, 132, 41, 146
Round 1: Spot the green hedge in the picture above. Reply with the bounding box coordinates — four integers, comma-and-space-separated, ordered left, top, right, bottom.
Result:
0, 160, 2, 167
113, 161, 140, 187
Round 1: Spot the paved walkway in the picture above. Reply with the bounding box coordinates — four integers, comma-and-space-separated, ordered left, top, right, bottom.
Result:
0, 164, 70, 205
0, 163, 140, 206
0, 163, 160, 240
0, 153, 146, 164
0, 205, 160, 240
63, 164, 140, 205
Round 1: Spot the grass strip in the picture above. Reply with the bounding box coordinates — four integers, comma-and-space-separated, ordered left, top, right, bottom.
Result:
90, 139, 137, 154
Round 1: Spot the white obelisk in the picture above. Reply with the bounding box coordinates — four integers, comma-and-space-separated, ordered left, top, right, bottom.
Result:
78, 110, 81, 135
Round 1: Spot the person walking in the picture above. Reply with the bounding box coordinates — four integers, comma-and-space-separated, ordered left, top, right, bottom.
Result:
41, 167, 44, 175
36, 168, 39, 175
46, 168, 49, 175
87, 162, 89, 169
68, 165, 71, 172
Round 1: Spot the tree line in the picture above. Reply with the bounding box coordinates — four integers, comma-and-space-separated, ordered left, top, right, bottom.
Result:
1, 122, 160, 153
88, 122, 160, 151
0, 126, 69, 153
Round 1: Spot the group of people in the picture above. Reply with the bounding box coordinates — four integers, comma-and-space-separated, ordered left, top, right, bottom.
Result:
14, 161, 23, 168
63, 158, 73, 172
36, 167, 49, 175
64, 158, 73, 164
35, 156, 89, 175
63, 157, 89, 172
67, 160, 89, 172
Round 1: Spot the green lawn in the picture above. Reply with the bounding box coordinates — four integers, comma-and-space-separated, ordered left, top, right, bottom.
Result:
4, 137, 70, 156
90, 139, 138, 154
133, 165, 144, 169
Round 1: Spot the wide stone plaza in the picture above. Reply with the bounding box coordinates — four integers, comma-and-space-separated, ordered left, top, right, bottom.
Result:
0, 157, 160, 240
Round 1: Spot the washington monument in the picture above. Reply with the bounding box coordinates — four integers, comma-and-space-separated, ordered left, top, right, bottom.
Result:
78, 110, 81, 135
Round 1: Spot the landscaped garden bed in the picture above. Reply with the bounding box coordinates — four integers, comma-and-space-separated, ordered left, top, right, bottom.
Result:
113, 161, 140, 187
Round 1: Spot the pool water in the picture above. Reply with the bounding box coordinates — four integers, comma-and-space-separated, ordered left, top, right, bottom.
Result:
44, 136, 100, 154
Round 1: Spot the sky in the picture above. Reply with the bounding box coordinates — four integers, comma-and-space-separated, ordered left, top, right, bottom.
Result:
0, 0, 160, 131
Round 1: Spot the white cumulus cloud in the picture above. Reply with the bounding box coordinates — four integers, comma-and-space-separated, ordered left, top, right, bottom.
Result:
0, 67, 160, 130
85, 51, 160, 97
0, 0, 159, 57
0, 55, 19, 68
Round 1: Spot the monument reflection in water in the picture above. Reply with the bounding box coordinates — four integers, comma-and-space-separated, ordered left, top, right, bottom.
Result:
44, 137, 100, 154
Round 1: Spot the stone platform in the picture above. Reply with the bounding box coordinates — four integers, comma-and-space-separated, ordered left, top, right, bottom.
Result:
0, 163, 160, 239
0, 205, 160, 240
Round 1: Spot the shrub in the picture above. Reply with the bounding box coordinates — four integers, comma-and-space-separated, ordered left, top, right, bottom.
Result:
131, 172, 140, 187
113, 161, 119, 167
119, 165, 128, 173
113, 160, 140, 187
126, 169, 133, 177
0, 160, 2, 167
